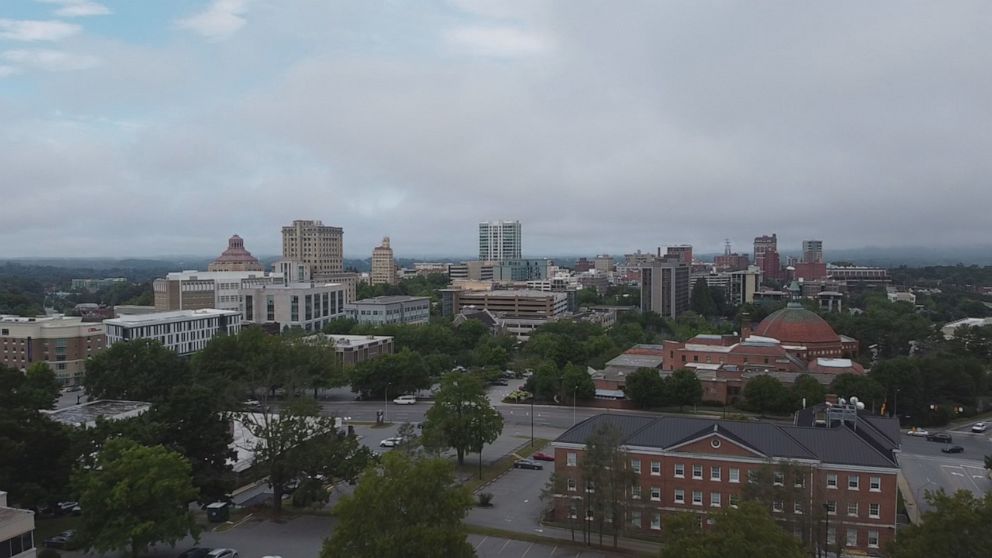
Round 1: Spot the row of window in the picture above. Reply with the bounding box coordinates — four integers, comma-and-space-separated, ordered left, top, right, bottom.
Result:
567, 454, 883, 494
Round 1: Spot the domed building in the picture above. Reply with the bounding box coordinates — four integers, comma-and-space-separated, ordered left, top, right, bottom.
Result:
208, 235, 264, 272
752, 302, 858, 359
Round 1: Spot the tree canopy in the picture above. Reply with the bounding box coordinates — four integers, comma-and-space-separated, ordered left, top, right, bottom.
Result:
84, 338, 191, 402
74, 438, 200, 558
887, 490, 992, 558
423, 372, 504, 465
321, 452, 475, 558
662, 501, 806, 558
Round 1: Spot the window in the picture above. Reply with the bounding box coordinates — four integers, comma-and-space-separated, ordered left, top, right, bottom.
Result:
567, 478, 576, 492
870, 476, 881, 492
825, 500, 836, 515
794, 502, 804, 514
568, 505, 577, 519
692, 491, 703, 506
567, 452, 576, 467
826, 474, 838, 489
773, 472, 784, 486
631, 459, 641, 474
847, 502, 859, 517
794, 475, 805, 488
711, 492, 721, 507
846, 528, 858, 547
631, 485, 641, 500
651, 512, 662, 531
674, 463, 685, 478
651, 461, 661, 476
868, 530, 880, 548
586, 508, 594, 521
848, 475, 860, 490
674, 489, 685, 503
729, 468, 740, 483
630, 510, 642, 528
692, 464, 703, 480
772, 500, 784, 513
869, 503, 880, 518
585, 480, 595, 493
650, 487, 661, 502
711, 466, 721, 481
748, 470, 759, 483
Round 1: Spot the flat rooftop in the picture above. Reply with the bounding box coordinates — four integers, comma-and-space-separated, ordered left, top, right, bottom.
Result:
350, 295, 430, 304
43, 399, 151, 427
105, 308, 240, 326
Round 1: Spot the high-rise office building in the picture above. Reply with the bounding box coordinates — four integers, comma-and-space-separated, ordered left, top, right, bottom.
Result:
281, 220, 344, 279
371, 236, 398, 286
665, 245, 693, 264
640, 260, 690, 318
802, 240, 823, 264
754, 234, 781, 281
479, 220, 522, 262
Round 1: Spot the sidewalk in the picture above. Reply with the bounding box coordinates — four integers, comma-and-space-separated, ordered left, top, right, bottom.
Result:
897, 470, 920, 524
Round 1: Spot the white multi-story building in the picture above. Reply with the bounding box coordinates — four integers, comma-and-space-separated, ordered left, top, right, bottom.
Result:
240, 282, 348, 332
0, 491, 36, 558
104, 309, 242, 356
345, 296, 430, 326
0, 315, 106, 386
479, 220, 521, 262
153, 270, 284, 314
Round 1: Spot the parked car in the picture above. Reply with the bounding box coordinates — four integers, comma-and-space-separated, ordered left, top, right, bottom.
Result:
44, 530, 77, 550
379, 436, 404, 448
926, 432, 953, 443
971, 422, 988, 433
178, 548, 214, 558
489, 379, 509, 386
392, 395, 417, 405
941, 445, 965, 454
206, 549, 239, 558
906, 428, 929, 437
513, 459, 543, 470
531, 452, 555, 462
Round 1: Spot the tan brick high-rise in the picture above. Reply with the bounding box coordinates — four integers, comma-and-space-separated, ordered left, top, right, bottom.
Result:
371, 236, 398, 285
281, 220, 344, 279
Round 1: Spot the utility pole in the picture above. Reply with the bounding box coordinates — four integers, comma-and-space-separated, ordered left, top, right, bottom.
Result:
530, 395, 535, 447
384, 383, 390, 424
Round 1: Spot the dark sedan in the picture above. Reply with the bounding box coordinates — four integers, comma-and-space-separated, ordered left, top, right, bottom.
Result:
941, 445, 964, 454
925, 432, 953, 443
43, 530, 77, 550
513, 459, 544, 470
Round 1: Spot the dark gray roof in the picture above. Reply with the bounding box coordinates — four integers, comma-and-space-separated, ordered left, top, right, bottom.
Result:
555, 413, 898, 468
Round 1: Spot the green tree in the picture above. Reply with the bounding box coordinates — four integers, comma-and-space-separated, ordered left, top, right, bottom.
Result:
85, 339, 191, 402
742, 374, 791, 415
580, 423, 638, 547
662, 501, 806, 558
349, 348, 432, 400
321, 452, 474, 558
0, 365, 73, 509
23, 362, 60, 409
74, 438, 200, 558
624, 367, 667, 409
830, 374, 885, 409
423, 372, 504, 465
790, 374, 826, 410
560, 362, 596, 403
691, 278, 717, 317
887, 490, 992, 558
668, 368, 702, 411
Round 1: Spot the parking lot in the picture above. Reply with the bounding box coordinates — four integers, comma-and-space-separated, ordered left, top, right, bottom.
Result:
469, 534, 619, 557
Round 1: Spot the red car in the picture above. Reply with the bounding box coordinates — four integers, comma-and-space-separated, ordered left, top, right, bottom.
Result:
532, 452, 555, 462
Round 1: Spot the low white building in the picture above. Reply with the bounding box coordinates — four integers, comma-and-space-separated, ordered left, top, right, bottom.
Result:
240, 282, 348, 332
345, 296, 430, 326
153, 270, 284, 313
942, 317, 992, 340
0, 491, 36, 558
104, 309, 242, 356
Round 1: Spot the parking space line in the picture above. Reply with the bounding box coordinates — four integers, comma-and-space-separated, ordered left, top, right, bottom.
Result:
520, 542, 534, 557
498, 539, 511, 553
475, 536, 488, 551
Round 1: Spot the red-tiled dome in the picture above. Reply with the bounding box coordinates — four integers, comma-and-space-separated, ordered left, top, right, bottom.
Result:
753, 303, 840, 344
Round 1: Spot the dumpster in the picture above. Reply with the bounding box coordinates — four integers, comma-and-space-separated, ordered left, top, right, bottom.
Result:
206, 501, 229, 523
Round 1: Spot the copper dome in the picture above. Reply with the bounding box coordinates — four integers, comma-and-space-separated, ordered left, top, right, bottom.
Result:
753, 303, 840, 344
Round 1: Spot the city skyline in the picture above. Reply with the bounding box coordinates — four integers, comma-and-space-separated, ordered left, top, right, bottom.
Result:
2, 1, 992, 257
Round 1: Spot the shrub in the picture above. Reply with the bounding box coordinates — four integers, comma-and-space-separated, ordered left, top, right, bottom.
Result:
477, 492, 494, 507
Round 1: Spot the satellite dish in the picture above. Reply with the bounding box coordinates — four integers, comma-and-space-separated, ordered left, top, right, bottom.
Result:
856, 402, 866, 410
838, 398, 847, 406
850, 396, 859, 405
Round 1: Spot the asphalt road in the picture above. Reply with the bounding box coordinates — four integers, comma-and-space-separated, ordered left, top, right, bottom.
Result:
898, 429, 992, 516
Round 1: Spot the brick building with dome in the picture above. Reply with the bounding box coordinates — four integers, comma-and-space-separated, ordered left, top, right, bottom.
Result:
208, 234, 264, 272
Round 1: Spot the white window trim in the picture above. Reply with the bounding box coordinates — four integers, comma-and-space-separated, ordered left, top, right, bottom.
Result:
674, 464, 685, 479
692, 465, 703, 480
674, 489, 685, 504
691, 491, 703, 506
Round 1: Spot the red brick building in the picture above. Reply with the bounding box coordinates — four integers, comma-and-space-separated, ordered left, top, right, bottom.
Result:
551, 411, 900, 556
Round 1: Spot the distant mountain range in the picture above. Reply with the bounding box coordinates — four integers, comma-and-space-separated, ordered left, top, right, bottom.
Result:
3, 245, 991, 273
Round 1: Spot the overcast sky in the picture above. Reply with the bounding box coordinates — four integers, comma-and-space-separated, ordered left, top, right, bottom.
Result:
1, 1, 990, 260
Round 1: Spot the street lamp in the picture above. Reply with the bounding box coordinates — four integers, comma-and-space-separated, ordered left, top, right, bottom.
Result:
530, 394, 535, 447
572, 385, 578, 426
384, 383, 390, 424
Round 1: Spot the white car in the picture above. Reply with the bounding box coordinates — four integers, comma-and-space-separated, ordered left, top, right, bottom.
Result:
379, 437, 404, 448
393, 395, 417, 405
207, 549, 239, 558
972, 422, 988, 433
906, 428, 929, 437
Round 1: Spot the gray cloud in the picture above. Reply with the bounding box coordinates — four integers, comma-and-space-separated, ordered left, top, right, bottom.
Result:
1, 1, 991, 260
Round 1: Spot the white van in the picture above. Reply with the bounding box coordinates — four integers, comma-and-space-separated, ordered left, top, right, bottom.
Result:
392, 395, 417, 405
